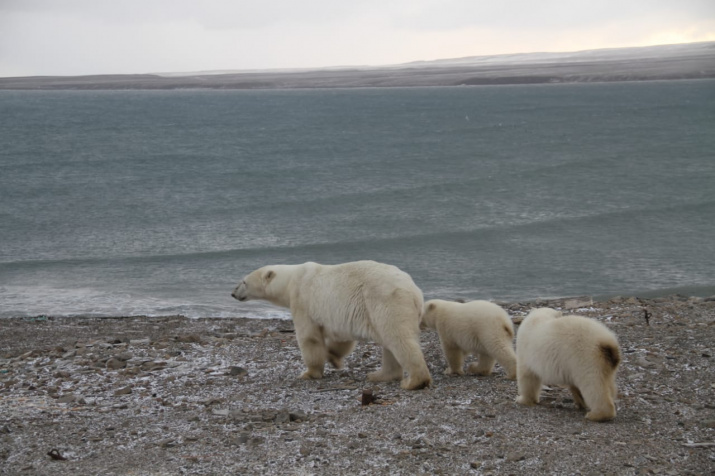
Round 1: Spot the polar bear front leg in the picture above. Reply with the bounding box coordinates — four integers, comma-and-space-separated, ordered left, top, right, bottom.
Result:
569, 386, 587, 410
293, 313, 327, 380
515, 363, 541, 406
441, 340, 466, 375
581, 378, 617, 422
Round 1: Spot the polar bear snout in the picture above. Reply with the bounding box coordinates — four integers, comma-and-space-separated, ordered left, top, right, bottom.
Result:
232, 281, 248, 301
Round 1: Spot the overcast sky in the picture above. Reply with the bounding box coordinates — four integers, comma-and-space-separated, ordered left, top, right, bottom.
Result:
1, 0, 714, 77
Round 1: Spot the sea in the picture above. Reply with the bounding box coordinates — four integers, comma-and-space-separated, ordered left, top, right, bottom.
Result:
1, 80, 714, 319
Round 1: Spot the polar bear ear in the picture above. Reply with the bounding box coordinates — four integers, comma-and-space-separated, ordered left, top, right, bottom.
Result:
427, 302, 436, 312
264, 270, 276, 282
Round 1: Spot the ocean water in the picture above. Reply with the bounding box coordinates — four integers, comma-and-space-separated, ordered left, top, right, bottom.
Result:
1, 80, 714, 319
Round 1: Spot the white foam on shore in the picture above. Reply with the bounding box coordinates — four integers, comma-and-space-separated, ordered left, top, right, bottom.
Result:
0, 285, 292, 320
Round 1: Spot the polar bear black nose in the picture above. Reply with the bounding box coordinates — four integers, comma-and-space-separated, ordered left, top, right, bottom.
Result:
232, 281, 248, 301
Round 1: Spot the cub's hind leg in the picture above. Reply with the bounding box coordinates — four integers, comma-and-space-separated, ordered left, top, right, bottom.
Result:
468, 352, 496, 376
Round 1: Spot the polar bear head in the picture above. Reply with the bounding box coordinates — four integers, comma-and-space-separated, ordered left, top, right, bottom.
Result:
231, 265, 294, 307
525, 307, 563, 322
420, 300, 442, 330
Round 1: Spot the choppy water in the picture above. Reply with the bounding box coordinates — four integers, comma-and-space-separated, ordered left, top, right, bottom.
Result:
1, 80, 714, 318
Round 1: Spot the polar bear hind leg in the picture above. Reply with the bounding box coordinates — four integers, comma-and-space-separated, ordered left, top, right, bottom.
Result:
488, 339, 517, 380
394, 338, 432, 390
326, 340, 356, 369
365, 290, 431, 389
367, 347, 403, 383
467, 353, 495, 376
367, 338, 431, 390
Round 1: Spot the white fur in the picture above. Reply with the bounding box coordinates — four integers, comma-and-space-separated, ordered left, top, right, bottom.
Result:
232, 260, 432, 390
421, 299, 516, 379
515, 308, 621, 421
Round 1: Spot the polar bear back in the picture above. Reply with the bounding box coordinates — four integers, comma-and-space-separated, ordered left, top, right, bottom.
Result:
516, 310, 619, 385
292, 261, 424, 343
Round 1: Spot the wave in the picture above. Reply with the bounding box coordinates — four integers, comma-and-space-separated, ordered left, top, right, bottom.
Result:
0, 284, 292, 320
2, 196, 713, 271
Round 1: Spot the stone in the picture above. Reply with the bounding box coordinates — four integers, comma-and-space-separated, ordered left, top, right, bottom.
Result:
176, 334, 201, 343
106, 358, 127, 370
114, 385, 132, 396
275, 411, 290, 424
57, 394, 75, 404
289, 411, 307, 422
564, 299, 592, 310
141, 361, 167, 371
114, 352, 134, 361
227, 366, 247, 376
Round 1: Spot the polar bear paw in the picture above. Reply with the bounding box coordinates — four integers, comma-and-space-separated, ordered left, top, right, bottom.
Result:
516, 395, 538, 406
444, 368, 465, 376
299, 369, 324, 380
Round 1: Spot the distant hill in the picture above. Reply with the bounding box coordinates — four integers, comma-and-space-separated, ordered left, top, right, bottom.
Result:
1, 42, 713, 90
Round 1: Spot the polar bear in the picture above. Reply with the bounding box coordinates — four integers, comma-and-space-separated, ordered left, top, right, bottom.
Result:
231, 260, 432, 390
515, 308, 621, 422
421, 299, 516, 379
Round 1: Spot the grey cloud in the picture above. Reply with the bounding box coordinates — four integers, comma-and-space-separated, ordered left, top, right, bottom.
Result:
392, 0, 715, 31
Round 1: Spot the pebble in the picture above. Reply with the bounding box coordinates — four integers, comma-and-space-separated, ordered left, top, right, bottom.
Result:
113, 385, 132, 396
57, 393, 76, 404
506, 452, 526, 462
227, 366, 248, 376
105, 358, 126, 370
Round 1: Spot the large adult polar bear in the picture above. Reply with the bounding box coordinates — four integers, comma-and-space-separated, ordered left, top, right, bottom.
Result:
421, 299, 516, 379
515, 308, 621, 422
231, 260, 432, 390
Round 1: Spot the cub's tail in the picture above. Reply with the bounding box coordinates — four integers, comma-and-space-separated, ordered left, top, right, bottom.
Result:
599, 343, 621, 370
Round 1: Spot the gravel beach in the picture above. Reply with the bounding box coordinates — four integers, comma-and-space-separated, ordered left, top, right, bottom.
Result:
1, 295, 713, 475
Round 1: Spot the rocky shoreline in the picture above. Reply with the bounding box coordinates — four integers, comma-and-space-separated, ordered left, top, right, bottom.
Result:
1, 295, 713, 475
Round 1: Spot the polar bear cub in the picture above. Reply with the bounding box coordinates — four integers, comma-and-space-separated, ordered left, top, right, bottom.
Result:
515, 308, 621, 421
231, 260, 432, 390
421, 299, 517, 379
